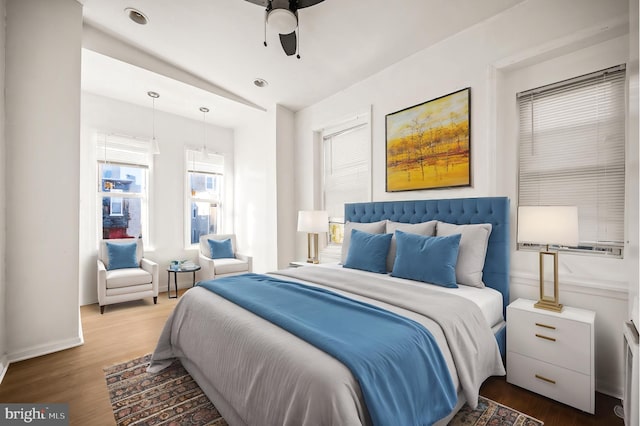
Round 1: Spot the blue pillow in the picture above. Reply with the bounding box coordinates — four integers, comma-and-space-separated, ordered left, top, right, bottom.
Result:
391, 230, 461, 288
106, 241, 138, 271
208, 238, 234, 259
344, 229, 393, 274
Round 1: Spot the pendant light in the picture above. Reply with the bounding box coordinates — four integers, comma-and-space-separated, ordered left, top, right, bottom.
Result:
200, 106, 209, 157
148, 91, 160, 155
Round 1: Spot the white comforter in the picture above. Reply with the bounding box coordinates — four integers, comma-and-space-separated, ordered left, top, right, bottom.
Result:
149, 266, 505, 426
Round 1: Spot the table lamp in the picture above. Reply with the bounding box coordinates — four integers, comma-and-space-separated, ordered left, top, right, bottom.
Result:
297, 210, 328, 264
517, 206, 579, 312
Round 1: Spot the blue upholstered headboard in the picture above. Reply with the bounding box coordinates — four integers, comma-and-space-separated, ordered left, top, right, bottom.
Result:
344, 197, 510, 315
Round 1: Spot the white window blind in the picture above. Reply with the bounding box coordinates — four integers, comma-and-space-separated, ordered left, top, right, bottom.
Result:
323, 123, 371, 222
186, 149, 224, 174
97, 134, 152, 166
517, 64, 626, 253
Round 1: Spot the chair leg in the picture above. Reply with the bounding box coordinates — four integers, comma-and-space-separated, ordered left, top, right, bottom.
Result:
100, 305, 105, 314
153, 296, 157, 304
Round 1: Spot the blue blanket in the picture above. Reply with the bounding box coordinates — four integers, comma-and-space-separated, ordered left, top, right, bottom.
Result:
198, 273, 456, 426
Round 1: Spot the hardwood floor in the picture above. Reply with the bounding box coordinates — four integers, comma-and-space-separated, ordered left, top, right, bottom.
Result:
0, 289, 625, 426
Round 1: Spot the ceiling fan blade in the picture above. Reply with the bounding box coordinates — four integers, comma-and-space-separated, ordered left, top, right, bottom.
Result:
279, 31, 297, 56
297, 0, 324, 8
244, 0, 269, 6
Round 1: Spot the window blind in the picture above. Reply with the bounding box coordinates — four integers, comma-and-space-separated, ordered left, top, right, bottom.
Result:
97, 134, 152, 166
517, 64, 626, 250
186, 149, 224, 175
323, 123, 370, 221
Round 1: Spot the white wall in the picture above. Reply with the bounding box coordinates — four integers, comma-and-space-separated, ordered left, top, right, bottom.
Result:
0, 0, 7, 379
627, 0, 640, 335
234, 109, 278, 273
5, 0, 83, 360
293, 0, 630, 397
497, 36, 630, 397
79, 92, 235, 304
275, 105, 296, 270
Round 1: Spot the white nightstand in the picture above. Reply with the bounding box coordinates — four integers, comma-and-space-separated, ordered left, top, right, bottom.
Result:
288, 261, 317, 268
507, 298, 595, 414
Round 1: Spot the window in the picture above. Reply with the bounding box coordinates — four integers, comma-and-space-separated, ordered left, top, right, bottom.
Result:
186, 149, 224, 246
97, 134, 151, 240
322, 117, 371, 246
517, 65, 626, 256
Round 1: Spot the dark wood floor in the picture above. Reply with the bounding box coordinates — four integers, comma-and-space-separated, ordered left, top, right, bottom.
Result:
480, 376, 623, 426
0, 288, 625, 426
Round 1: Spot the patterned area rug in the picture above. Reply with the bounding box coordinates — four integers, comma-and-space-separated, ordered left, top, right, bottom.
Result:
104, 354, 543, 426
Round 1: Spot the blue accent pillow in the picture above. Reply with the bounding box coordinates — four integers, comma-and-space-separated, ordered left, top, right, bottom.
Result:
106, 241, 138, 271
344, 229, 393, 274
208, 238, 234, 259
391, 230, 461, 288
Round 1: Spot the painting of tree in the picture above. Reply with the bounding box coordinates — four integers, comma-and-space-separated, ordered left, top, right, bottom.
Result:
386, 88, 470, 191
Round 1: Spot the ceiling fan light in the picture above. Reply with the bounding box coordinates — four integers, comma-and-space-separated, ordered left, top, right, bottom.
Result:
267, 9, 297, 34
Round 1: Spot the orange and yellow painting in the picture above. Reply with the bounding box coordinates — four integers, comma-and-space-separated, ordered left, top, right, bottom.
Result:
386, 88, 470, 191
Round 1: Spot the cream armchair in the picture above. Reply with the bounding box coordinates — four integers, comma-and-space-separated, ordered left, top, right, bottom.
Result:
199, 233, 252, 280
97, 238, 159, 314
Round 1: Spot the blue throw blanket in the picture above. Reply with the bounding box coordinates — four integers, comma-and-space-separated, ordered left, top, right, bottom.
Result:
198, 273, 456, 426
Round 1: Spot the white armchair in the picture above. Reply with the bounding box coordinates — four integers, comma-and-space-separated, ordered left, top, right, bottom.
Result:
97, 238, 159, 314
199, 233, 252, 280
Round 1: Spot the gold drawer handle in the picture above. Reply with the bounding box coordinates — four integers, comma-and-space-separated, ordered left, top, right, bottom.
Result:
535, 374, 556, 384
535, 333, 556, 342
535, 322, 556, 330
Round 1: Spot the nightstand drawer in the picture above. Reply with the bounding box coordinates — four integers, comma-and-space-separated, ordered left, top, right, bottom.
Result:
507, 306, 590, 374
507, 351, 593, 413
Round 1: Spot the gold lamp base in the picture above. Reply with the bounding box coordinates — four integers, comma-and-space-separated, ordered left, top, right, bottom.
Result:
535, 249, 564, 313
306, 233, 320, 264
534, 299, 563, 312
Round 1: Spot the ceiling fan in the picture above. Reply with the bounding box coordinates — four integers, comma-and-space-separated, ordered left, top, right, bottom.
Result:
244, 0, 325, 58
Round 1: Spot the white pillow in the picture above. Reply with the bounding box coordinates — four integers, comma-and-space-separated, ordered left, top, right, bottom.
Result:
436, 221, 492, 288
385, 221, 437, 272
341, 221, 387, 264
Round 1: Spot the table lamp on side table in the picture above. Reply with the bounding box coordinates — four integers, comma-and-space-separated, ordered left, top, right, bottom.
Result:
297, 210, 328, 264
517, 206, 579, 312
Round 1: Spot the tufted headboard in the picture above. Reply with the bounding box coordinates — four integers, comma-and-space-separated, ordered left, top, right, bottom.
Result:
344, 197, 510, 315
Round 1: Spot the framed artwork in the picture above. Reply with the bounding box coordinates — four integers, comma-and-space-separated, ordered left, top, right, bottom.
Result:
385, 87, 471, 191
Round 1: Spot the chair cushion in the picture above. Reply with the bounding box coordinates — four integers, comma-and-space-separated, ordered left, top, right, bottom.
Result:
106, 241, 139, 270
208, 238, 235, 259
214, 258, 249, 275
106, 268, 152, 289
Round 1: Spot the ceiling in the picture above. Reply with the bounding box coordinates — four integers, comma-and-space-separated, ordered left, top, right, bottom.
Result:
80, 0, 525, 128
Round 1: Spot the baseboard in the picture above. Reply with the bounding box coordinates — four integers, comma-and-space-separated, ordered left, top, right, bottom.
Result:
0, 354, 9, 384
7, 335, 84, 365
597, 377, 623, 400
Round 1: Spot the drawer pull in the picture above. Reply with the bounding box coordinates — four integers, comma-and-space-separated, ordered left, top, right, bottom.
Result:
535, 333, 556, 342
535, 322, 556, 330
535, 374, 556, 384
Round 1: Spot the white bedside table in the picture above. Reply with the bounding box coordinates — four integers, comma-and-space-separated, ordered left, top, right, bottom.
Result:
288, 261, 318, 268
506, 298, 595, 414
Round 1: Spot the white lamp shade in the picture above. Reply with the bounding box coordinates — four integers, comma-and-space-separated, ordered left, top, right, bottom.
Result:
517, 206, 579, 246
297, 210, 328, 233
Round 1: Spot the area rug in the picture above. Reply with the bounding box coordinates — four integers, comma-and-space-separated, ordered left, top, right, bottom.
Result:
104, 354, 543, 426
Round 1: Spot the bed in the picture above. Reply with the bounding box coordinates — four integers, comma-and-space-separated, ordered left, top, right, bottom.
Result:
149, 196, 510, 426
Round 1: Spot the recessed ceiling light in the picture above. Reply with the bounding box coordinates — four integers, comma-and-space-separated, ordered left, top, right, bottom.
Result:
254, 78, 268, 88
125, 7, 148, 25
